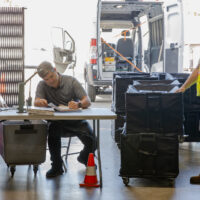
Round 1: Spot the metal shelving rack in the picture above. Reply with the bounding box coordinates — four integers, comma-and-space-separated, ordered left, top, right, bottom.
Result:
0, 7, 24, 106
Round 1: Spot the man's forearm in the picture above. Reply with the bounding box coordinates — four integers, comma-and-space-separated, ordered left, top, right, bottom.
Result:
68, 96, 91, 109
80, 96, 91, 108
182, 67, 198, 90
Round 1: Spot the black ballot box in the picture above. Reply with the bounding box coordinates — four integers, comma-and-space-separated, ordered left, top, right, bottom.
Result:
0, 120, 47, 165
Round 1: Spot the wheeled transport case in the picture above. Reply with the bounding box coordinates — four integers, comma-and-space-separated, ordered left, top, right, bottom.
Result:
120, 132, 179, 186
119, 84, 183, 186
0, 120, 47, 177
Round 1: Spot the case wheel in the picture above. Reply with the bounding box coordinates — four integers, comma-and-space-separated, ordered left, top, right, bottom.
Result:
167, 178, 175, 186
122, 177, 129, 186
33, 165, 38, 176
10, 165, 16, 177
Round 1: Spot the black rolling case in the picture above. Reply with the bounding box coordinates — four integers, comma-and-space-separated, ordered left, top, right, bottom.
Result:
125, 91, 184, 135
120, 132, 179, 185
119, 83, 183, 185
111, 112, 125, 145
113, 76, 158, 113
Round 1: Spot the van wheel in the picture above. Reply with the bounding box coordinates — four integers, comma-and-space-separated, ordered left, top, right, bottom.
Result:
87, 83, 96, 102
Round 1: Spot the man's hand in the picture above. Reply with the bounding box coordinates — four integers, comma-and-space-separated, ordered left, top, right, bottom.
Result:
68, 100, 79, 109
34, 98, 48, 107
68, 96, 90, 109
175, 86, 186, 93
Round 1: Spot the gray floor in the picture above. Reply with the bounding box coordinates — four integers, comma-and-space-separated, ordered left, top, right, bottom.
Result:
1, 95, 200, 200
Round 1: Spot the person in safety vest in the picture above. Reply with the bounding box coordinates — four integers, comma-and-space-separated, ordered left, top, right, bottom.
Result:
176, 60, 200, 184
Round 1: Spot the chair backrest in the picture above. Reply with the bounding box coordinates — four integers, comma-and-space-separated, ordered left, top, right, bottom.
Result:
116, 31, 133, 58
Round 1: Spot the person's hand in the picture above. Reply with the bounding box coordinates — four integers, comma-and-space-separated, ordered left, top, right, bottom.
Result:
68, 100, 79, 109
175, 86, 186, 93
35, 99, 48, 107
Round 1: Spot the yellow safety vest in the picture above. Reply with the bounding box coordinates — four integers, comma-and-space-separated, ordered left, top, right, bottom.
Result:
197, 67, 200, 96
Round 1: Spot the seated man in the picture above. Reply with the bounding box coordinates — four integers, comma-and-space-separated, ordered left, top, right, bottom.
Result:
34, 61, 96, 178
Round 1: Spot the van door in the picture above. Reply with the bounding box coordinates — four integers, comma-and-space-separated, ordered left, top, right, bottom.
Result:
51, 27, 76, 74
163, 0, 183, 73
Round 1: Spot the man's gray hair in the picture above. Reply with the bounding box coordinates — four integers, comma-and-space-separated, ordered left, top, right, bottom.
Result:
37, 61, 55, 78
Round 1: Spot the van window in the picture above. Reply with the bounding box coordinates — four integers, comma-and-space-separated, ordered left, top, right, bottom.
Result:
167, 13, 180, 43
150, 18, 163, 47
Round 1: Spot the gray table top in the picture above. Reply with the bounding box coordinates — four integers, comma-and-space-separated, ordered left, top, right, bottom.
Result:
0, 107, 117, 120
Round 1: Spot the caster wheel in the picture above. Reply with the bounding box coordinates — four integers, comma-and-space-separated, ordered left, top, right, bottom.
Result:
178, 135, 184, 143
122, 177, 129, 186
33, 165, 38, 176
10, 166, 16, 177
168, 178, 174, 186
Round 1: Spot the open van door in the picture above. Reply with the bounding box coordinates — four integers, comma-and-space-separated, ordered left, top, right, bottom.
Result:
51, 27, 76, 74
163, 0, 183, 73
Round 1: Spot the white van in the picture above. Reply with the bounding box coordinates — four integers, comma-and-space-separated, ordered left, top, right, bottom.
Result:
84, 0, 200, 101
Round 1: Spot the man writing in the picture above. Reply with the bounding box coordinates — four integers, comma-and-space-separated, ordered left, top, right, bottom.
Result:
34, 61, 96, 178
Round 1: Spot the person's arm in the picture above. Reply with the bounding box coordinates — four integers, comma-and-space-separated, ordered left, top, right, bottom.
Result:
67, 76, 91, 109
68, 96, 91, 109
34, 81, 48, 107
176, 66, 199, 93
34, 97, 48, 107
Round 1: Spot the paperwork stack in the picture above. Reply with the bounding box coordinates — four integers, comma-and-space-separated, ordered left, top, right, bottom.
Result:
27, 106, 54, 115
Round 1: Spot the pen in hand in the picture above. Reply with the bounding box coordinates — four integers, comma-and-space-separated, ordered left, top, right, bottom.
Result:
68, 99, 79, 109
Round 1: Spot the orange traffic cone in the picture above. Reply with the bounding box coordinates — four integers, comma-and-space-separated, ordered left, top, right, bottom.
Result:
79, 153, 100, 187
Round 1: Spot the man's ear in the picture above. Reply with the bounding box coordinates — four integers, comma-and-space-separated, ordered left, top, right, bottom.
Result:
53, 67, 57, 72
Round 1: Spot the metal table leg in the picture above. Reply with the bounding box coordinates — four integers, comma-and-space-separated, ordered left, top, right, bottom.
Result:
97, 120, 102, 187
93, 119, 102, 187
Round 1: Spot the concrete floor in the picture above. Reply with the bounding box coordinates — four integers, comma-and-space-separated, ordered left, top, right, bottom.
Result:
1, 95, 200, 200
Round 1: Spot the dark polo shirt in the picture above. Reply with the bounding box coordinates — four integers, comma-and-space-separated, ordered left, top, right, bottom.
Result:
35, 74, 86, 106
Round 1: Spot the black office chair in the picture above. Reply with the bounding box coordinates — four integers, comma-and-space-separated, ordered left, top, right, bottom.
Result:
116, 30, 134, 71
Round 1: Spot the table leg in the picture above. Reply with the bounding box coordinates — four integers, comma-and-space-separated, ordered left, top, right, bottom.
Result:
93, 119, 102, 187
93, 120, 96, 138
97, 119, 102, 187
